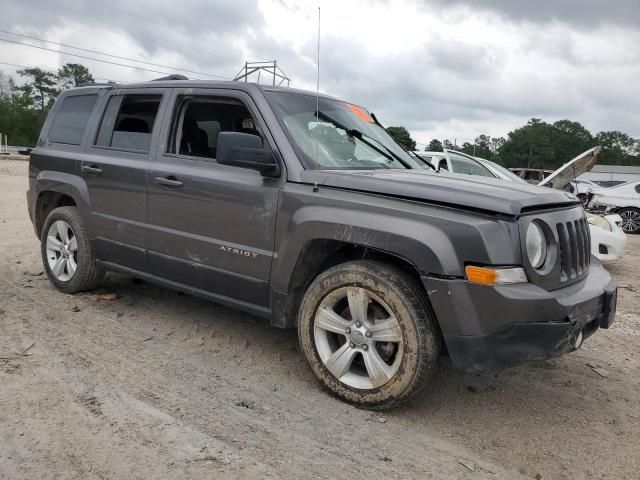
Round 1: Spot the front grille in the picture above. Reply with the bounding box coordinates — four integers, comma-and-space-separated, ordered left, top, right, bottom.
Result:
556, 217, 590, 282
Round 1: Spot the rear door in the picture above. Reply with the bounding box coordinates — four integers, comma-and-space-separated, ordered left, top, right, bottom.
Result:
82, 88, 169, 271
147, 88, 283, 307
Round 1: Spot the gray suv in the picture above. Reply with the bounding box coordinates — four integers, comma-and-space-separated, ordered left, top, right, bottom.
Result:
27, 79, 617, 409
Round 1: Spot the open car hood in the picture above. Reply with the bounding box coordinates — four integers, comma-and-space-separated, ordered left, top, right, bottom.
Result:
538, 146, 600, 190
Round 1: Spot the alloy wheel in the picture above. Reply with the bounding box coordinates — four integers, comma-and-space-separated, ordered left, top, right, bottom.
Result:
46, 220, 79, 281
620, 209, 640, 233
314, 286, 403, 389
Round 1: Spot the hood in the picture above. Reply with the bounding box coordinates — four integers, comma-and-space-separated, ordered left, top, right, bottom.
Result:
538, 146, 600, 189
300, 169, 579, 216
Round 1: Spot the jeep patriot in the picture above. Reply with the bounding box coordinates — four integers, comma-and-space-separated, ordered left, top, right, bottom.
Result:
27, 79, 617, 408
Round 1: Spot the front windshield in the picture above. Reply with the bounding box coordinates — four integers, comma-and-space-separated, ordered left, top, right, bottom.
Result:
265, 91, 419, 170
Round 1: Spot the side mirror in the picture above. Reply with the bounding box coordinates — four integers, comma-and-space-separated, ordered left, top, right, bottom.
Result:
216, 132, 279, 177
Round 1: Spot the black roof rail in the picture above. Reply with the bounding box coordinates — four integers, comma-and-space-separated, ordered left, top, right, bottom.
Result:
152, 74, 189, 81
77, 81, 118, 87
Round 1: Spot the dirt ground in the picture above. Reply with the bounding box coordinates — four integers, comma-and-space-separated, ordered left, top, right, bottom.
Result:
1, 158, 639, 480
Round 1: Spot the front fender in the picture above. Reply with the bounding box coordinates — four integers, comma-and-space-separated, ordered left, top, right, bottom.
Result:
271, 183, 520, 296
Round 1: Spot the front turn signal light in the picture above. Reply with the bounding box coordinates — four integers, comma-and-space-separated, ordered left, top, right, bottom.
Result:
465, 266, 528, 286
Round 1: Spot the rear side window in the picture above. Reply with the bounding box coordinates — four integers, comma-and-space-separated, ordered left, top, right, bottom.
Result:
95, 95, 161, 152
48, 94, 98, 145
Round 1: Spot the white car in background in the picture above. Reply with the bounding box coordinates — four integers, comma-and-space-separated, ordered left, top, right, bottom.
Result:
567, 179, 601, 204
411, 147, 627, 261
588, 181, 640, 233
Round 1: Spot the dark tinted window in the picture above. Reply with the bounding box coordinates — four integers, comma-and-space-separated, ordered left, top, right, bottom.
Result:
635, 184, 640, 193
594, 180, 625, 188
48, 94, 98, 145
95, 95, 161, 152
169, 96, 261, 161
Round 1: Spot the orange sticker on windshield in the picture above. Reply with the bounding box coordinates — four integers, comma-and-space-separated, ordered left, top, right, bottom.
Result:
347, 104, 374, 123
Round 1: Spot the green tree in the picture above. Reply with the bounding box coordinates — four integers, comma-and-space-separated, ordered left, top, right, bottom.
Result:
57, 63, 94, 88
427, 139, 442, 151
594, 131, 639, 165
442, 139, 458, 150
498, 118, 559, 169
489, 137, 505, 155
550, 119, 594, 164
470, 134, 493, 158
0, 72, 45, 146
459, 142, 475, 156
495, 118, 639, 169
386, 126, 416, 151
17, 67, 59, 110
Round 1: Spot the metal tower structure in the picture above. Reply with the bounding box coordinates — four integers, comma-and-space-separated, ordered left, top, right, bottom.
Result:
233, 61, 290, 86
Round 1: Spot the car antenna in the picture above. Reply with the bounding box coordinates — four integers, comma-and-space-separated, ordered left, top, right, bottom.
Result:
313, 6, 321, 193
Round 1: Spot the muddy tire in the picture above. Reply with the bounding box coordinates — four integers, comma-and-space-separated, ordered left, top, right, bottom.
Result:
41, 206, 104, 294
297, 260, 440, 409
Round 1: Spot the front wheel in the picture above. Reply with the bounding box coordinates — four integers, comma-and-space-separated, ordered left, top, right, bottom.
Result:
297, 260, 440, 409
618, 208, 640, 234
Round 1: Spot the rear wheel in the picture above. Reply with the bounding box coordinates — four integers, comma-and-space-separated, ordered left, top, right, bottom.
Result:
41, 206, 104, 293
297, 260, 440, 409
618, 208, 640, 234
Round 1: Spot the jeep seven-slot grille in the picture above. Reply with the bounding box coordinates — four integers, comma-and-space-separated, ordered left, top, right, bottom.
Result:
556, 217, 590, 282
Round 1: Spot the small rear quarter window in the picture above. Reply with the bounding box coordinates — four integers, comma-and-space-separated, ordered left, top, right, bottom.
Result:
48, 94, 98, 145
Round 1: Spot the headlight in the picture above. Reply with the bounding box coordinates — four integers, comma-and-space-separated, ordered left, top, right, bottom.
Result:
587, 213, 612, 232
526, 222, 547, 269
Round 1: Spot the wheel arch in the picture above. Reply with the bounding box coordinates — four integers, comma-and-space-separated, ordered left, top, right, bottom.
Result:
33, 171, 91, 238
270, 237, 436, 329
35, 191, 77, 238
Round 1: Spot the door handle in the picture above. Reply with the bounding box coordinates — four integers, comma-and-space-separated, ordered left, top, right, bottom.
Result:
154, 176, 183, 187
81, 165, 103, 174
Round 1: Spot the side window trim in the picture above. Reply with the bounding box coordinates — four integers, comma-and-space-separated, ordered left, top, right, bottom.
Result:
94, 95, 124, 147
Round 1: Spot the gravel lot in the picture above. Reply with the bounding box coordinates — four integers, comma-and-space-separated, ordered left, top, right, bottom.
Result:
1, 158, 639, 479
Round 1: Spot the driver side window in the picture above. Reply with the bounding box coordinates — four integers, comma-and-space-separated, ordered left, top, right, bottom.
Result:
169, 96, 262, 161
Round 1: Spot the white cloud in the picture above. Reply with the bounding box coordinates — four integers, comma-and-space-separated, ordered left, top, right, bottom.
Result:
1, 0, 638, 144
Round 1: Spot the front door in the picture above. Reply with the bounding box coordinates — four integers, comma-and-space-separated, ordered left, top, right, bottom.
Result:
147, 88, 283, 307
82, 89, 169, 271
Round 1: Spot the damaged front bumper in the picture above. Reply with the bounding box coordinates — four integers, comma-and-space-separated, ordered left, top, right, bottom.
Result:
423, 260, 617, 372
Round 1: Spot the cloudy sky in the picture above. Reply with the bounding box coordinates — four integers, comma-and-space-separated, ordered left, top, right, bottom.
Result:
2, 0, 639, 146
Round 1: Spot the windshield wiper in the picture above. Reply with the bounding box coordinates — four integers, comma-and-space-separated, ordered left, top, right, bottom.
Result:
314, 111, 412, 169
410, 151, 436, 171
369, 112, 420, 169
